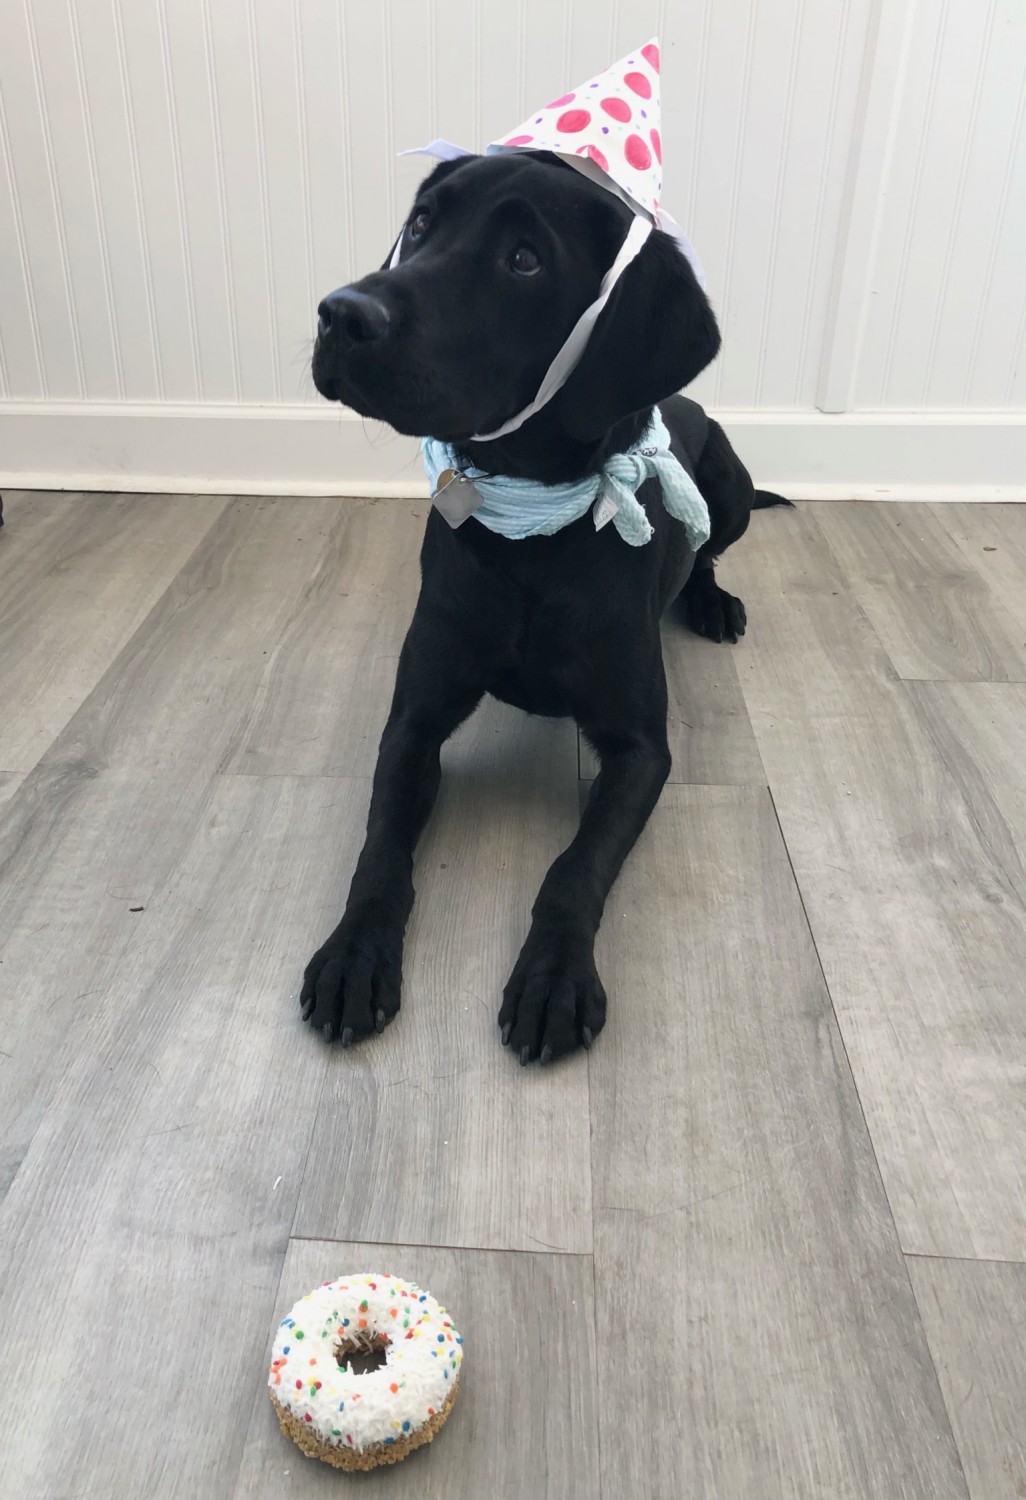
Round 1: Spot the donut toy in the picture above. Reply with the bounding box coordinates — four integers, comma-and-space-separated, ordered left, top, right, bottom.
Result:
268, 1273, 463, 1470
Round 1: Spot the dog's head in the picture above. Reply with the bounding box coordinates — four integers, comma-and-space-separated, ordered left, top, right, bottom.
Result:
312, 152, 719, 448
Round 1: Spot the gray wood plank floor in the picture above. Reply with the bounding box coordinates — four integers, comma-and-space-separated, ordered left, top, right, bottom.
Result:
907, 1255, 1026, 1500
292, 700, 594, 1254
235, 1238, 599, 1499
1, 490, 1023, 1499
730, 505, 1026, 1261
0, 772, 23, 811
0, 491, 228, 773
934, 503, 1026, 643
811, 501, 1026, 682
219, 495, 424, 779
591, 784, 964, 1500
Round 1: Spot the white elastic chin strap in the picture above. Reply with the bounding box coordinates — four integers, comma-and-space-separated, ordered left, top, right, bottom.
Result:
387, 144, 656, 442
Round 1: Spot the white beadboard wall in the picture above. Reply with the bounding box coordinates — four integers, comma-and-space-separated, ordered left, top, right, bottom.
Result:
1, 0, 1025, 498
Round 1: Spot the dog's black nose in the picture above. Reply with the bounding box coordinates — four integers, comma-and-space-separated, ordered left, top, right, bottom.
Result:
317, 288, 391, 345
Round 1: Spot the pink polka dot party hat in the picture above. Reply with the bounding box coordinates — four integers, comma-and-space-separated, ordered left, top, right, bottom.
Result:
403, 36, 705, 290
492, 37, 665, 218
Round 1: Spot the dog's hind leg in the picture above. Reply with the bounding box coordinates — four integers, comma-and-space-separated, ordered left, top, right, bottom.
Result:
678, 417, 759, 644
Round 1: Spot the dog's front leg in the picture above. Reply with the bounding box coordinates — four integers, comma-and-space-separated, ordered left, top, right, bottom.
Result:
500, 687, 671, 1065
301, 626, 482, 1045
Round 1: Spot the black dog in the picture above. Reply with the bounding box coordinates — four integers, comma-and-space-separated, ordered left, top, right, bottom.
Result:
305, 150, 786, 1064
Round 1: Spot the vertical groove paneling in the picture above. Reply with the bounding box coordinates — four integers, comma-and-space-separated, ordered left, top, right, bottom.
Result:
0, 76, 46, 398
794, 0, 851, 406
427, 0, 438, 141
256, 0, 319, 400
155, 0, 202, 398
877, 0, 951, 407
291, 0, 315, 351
380, 2, 396, 233
66, 1, 124, 400
101, 2, 204, 398
201, 0, 242, 402
855, 0, 1026, 409
21, 0, 86, 396
753, 0, 805, 408
814, 0, 920, 414
685, 0, 713, 247
919, 0, 997, 405
111, 0, 163, 399
1005, 298, 1026, 407
516, 0, 527, 132
963, 57, 1026, 404
336, 2, 358, 284
337, 4, 397, 304
470, 0, 481, 148
708, 5, 758, 407
0, 0, 1024, 413
245, 0, 279, 402
559, 0, 572, 122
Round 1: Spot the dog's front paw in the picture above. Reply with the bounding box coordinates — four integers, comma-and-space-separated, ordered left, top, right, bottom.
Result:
498, 926, 607, 1066
300, 907, 403, 1045
684, 581, 747, 644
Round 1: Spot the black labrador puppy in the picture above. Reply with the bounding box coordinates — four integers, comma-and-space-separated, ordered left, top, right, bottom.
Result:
305, 150, 785, 1064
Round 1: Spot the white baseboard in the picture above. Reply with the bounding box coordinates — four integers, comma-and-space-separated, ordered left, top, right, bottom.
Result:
1, 401, 1025, 502
0, 402, 427, 498
721, 409, 1026, 502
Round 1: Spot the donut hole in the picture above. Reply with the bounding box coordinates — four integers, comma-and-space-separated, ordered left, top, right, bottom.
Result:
334, 1332, 390, 1376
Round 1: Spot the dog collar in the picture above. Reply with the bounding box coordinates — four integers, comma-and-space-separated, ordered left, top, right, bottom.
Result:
421, 411, 710, 551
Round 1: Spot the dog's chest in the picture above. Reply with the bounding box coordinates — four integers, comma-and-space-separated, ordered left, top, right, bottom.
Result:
484, 591, 601, 717
433, 509, 668, 717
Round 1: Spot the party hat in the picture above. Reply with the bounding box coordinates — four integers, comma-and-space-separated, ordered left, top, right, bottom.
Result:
393, 38, 704, 439
488, 38, 664, 219
401, 38, 703, 288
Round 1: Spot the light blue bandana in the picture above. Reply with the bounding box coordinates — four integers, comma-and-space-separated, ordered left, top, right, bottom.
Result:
421, 412, 710, 549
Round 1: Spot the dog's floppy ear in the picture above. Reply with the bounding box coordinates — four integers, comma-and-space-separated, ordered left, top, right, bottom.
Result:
556, 230, 720, 442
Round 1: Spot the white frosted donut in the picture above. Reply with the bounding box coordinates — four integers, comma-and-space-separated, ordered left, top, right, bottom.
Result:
268, 1273, 463, 1470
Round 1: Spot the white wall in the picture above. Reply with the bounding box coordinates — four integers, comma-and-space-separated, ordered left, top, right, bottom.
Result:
1, 0, 1025, 498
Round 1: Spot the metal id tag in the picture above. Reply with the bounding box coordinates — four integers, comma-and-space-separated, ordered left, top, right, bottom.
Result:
431, 467, 484, 528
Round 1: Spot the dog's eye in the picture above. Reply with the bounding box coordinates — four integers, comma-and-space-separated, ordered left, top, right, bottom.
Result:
510, 245, 541, 276
409, 209, 431, 240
